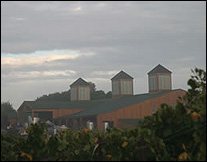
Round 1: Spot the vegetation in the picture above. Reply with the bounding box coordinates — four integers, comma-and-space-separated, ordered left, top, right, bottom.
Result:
36, 91, 71, 101
35, 82, 112, 101
140, 68, 206, 161
1, 102, 17, 129
89, 82, 112, 100
1, 68, 206, 161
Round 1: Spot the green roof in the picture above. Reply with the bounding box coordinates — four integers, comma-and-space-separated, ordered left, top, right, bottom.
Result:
72, 90, 176, 117
148, 64, 172, 74
22, 100, 101, 110
20, 89, 185, 120
70, 78, 89, 87
111, 70, 133, 80
8, 112, 17, 119
60, 89, 184, 119
119, 118, 143, 126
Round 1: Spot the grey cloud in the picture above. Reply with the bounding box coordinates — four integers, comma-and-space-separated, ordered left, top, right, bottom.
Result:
1, 1, 206, 109
2, 1, 205, 53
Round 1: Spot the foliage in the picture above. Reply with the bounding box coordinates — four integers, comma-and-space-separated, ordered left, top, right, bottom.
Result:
1, 125, 155, 161
36, 90, 71, 101
36, 82, 112, 101
89, 82, 112, 100
140, 67, 206, 161
88, 82, 96, 93
1, 68, 206, 161
1, 134, 19, 161
1, 101, 17, 129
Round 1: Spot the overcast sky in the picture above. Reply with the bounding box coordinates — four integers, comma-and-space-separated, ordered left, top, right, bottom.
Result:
1, 1, 206, 110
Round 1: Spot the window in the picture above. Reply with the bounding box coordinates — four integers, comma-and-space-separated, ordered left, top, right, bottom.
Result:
79, 87, 90, 100
158, 75, 170, 89
86, 121, 94, 130
121, 81, 133, 94
149, 75, 157, 91
102, 121, 114, 131
172, 103, 176, 109
71, 87, 77, 101
152, 107, 157, 114
112, 81, 120, 95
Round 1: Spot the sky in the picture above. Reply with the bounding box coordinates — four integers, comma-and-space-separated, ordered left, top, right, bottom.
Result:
1, 1, 206, 110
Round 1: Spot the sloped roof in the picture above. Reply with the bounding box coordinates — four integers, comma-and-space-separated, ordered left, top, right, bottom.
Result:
72, 90, 177, 117
8, 112, 18, 119
148, 64, 172, 75
70, 78, 89, 87
21, 100, 101, 110
111, 70, 133, 80
119, 118, 143, 126
19, 89, 186, 120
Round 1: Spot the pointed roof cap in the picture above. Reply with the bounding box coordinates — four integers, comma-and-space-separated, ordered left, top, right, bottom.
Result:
70, 78, 89, 87
148, 64, 172, 75
111, 70, 133, 81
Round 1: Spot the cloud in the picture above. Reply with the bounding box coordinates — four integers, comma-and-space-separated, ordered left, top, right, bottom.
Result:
15, 17, 25, 21
175, 57, 196, 63
2, 70, 76, 79
2, 2, 205, 54
1, 49, 94, 66
73, 7, 82, 12
97, 2, 106, 8
92, 70, 118, 76
1, 1, 206, 109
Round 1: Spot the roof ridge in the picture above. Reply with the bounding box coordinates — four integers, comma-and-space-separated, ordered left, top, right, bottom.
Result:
148, 64, 172, 74
70, 78, 89, 87
111, 70, 133, 80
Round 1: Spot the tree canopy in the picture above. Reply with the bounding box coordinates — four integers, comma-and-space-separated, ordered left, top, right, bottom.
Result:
139, 67, 206, 161
36, 82, 112, 101
1, 102, 17, 129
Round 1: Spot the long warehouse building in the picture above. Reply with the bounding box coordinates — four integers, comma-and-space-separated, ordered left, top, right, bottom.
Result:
17, 64, 186, 130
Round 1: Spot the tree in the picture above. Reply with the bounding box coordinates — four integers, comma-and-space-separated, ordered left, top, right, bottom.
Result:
91, 90, 106, 100
35, 82, 112, 101
88, 82, 96, 93
1, 102, 17, 129
36, 90, 71, 101
140, 68, 206, 161
89, 82, 112, 100
106, 91, 112, 99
